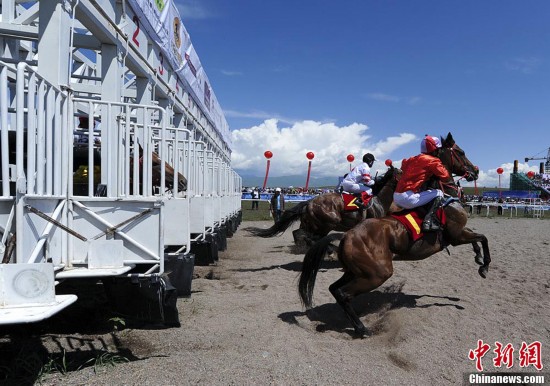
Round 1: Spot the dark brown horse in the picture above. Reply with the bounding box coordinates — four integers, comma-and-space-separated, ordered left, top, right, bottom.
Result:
73, 150, 187, 196
246, 165, 400, 246
298, 132, 488, 337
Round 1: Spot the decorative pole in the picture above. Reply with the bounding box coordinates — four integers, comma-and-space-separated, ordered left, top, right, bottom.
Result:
527, 171, 535, 199
304, 152, 315, 191
496, 167, 503, 198
473, 166, 480, 195
262, 150, 273, 190
346, 154, 355, 171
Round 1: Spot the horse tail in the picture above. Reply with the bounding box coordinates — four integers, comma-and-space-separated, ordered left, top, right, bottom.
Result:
298, 233, 344, 308
245, 200, 309, 238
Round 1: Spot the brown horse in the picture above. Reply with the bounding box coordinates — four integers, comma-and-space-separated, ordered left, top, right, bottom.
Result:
298, 132, 488, 337
73, 145, 187, 196
246, 165, 400, 246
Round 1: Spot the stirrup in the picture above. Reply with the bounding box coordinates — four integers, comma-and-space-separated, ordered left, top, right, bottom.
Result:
422, 219, 442, 232
443, 197, 459, 207
353, 195, 366, 210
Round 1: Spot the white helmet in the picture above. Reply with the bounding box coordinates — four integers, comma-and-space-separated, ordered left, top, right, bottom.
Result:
420, 135, 442, 154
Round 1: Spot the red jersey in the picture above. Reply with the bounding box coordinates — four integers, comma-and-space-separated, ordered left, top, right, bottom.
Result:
395, 154, 451, 193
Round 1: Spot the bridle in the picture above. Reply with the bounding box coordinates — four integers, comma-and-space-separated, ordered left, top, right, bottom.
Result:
437, 144, 477, 199
439, 144, 477, 183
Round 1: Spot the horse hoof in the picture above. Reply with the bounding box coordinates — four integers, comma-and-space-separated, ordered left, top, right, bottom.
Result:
355, 327, 369, 338
474, 254, 484, 266
478, 266, 488, 279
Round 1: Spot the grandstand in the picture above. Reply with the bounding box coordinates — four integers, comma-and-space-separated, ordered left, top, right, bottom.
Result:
509, 157, 550, 199
509, 173, 550, 197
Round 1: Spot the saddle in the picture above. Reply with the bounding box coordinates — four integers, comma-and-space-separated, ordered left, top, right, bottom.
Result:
390, 201, 447, 241
342, 191, 373, 212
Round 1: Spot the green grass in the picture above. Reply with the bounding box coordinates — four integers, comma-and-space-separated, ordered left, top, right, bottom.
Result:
241, 200, 298, 221
462, 186, 503, 195
37, 350, 129, 382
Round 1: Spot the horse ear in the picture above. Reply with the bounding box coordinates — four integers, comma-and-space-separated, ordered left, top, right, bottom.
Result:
444, 132, 455, 146
440, 132, 452, 147
395, 168, 402, 181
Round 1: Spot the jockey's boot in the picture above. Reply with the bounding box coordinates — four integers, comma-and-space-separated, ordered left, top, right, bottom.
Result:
353, 193, 366, 210
422, 197, 443, 232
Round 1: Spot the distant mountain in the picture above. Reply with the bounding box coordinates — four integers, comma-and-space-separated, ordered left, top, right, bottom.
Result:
237, 172, 341, 189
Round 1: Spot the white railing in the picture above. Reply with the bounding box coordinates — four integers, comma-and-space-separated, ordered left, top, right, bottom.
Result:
1, 61, 14, 198
70, 98, 169, 199
17, 62, 69, 198
465, 201, 550, 218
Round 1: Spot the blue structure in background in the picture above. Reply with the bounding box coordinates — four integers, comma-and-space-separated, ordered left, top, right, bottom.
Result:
482, 190, 540, 199
241, 193, 316, 202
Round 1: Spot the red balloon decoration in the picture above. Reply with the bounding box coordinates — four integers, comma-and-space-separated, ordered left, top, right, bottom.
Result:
527, 171, 535, 179
346, 154, 355, 163
496, 167, 504, 175
262, 151, 273, 189
385, 159, 393, 167
304, 152, 315, 190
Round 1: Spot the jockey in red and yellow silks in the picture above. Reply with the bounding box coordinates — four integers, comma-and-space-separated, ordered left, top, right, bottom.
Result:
393, 135, 450, 231
395, 153, 450, 196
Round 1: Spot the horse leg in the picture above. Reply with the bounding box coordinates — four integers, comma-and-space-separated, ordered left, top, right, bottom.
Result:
478, 236, 491, 279
292, 228, 309, 247
329, 272, 369, 337
451, 228, 491, 278
305, 233, 324, 247
465, 228, 483, 265
329, 266, 393, 338
472, 243, 483, 266
293, 227, 323, 248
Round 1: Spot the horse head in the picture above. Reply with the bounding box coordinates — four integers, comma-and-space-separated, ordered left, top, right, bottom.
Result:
438, 132, 478, 182
371, 164, 401, 195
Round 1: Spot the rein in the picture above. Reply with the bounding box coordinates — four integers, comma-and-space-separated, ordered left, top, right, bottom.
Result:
438, 179, 461, 199
437, 145, 474, 200
439, 144, 474, 182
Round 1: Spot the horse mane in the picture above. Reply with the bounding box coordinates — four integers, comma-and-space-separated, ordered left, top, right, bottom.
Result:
371, 166, 396, 196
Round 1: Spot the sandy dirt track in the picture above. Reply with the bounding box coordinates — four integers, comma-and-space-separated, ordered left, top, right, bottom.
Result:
5, 217, 550, 385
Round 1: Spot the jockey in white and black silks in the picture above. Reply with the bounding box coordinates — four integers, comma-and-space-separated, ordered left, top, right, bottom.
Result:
341, 153, 376, 195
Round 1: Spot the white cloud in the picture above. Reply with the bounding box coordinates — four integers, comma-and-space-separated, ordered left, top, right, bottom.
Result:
220, 70, 243, 76
176, 2, 214, 20
231, 120, 544, 191
224, 109, 296, 125
366, 93, 423, 105
505, 57, 542, 74
272, 65, 290, 73
366, 93, 400, 102
407, 96, 423, 105
231, 119, 417, 177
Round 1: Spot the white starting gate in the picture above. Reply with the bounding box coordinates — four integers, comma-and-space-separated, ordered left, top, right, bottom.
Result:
0, 0, 241, 324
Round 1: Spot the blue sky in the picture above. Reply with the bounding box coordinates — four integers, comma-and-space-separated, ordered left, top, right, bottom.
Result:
178, 0, 550, 188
